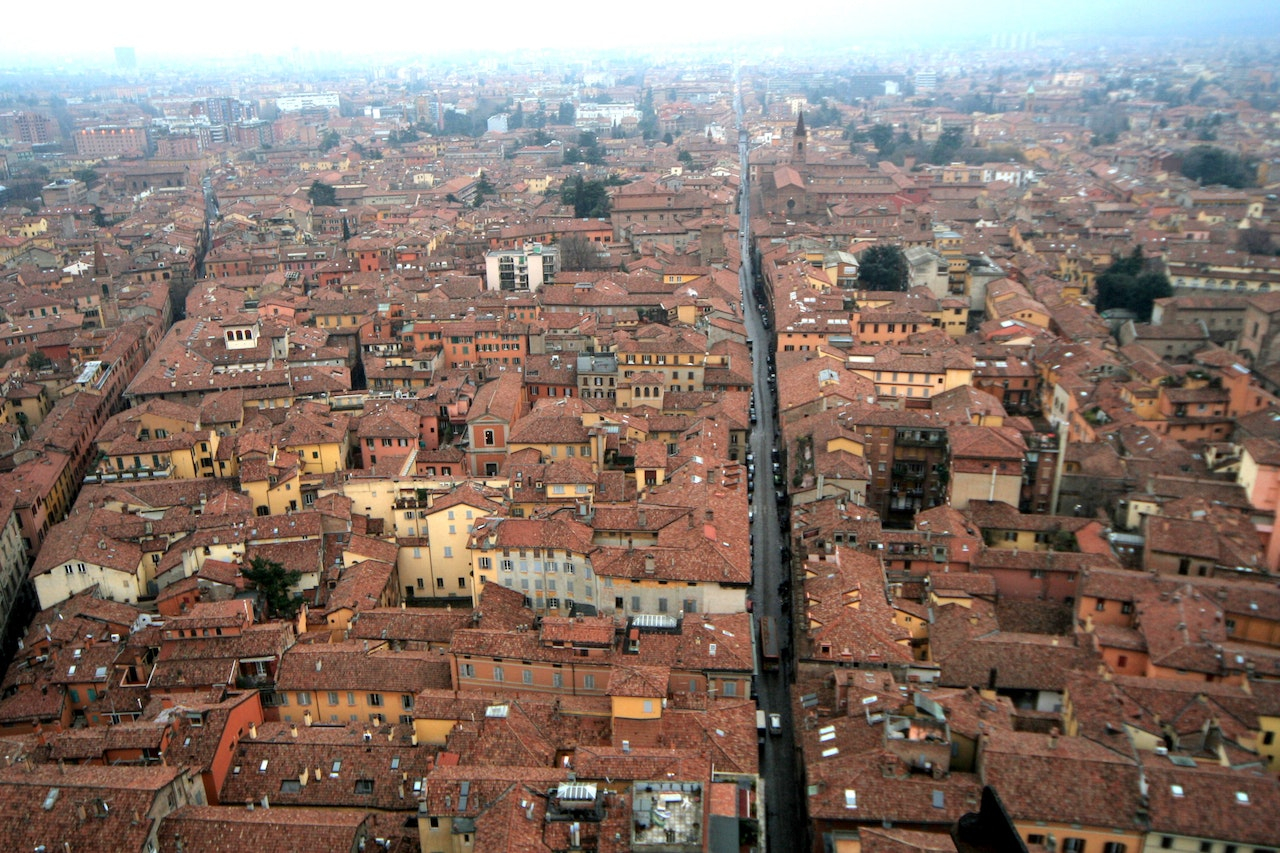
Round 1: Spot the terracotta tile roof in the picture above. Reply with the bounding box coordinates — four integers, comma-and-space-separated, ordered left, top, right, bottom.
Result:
473, 583, 537, 631
1143, 760, 1280, 846
947, 424, 1026, 460
30, 509, 145, 579
1067, 672, 1258, 759
932, 602, 1094, 692
928, 572, 997, 597
158, 805, 375, 853
856, 826, 958, 852
1134, 585, 1227, 675
467, 372, 524, 424
348, 608, 470, 645
149, 656, 238, 691
980, 729, 1145, 831
606, 664, 669, 698
470, 514, 597, 555
46, 720, 168, 761
218, 721, 431, 811
322, 559, 396, 616
275, 643, 449, 695
964, 501, 1092, 535
571, 744, 711, 782
0, 763, 187, 853
159, 691, 260, 777
0, 680, 66, 724
801, 548, 913, 664
805, 748, 982, 827
538, 616, 615, 647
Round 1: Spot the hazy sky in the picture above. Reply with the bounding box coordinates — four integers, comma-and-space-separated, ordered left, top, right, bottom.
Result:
4, 0, 1280, 65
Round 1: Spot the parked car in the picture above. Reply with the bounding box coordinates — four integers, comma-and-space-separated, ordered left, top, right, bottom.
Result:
769, 713, 782, 735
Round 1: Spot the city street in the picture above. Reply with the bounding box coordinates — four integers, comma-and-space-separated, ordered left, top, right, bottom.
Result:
737, 78, 808, 853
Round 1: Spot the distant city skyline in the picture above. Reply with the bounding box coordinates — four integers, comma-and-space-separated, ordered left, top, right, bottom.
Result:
4, 0, 1280, 67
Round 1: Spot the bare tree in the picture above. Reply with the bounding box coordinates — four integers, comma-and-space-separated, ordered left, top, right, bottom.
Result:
558, 235, 604, 272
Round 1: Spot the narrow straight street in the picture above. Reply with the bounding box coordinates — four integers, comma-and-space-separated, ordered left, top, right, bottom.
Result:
736, 75, 809, 852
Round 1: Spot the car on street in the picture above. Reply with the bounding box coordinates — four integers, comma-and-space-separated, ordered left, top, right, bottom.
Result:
769, 713, 782, 735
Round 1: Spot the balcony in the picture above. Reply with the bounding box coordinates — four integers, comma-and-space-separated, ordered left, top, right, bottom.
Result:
84, 461, 174, 485
235, 672, 274, 690
895, 429, 945, 447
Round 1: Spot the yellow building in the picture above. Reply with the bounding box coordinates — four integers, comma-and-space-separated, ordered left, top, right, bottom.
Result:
930, 299, 970, 337
847, 348, 975, 403
405, 486, 503, 601
324, 474, 508, 535
235, 445, 302, 515
1255, 681, 1280, 772
29, 510, 149, 609
94, 400, 223, 480
273, 406, 351, 475
1, 381, 52, 434
613, 327, 709, 394
506, 404, 597, 466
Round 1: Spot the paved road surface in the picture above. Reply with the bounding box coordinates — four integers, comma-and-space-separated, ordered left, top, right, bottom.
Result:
736, 73, 809, 853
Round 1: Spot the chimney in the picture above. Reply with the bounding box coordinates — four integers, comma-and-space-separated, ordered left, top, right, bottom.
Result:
315, 659, 322, 672
1049, 727, 1059, 749
290, 724, 298, 738
303, 710, 312, 727
249, 722, 257, 739
645, 554, 655, 574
